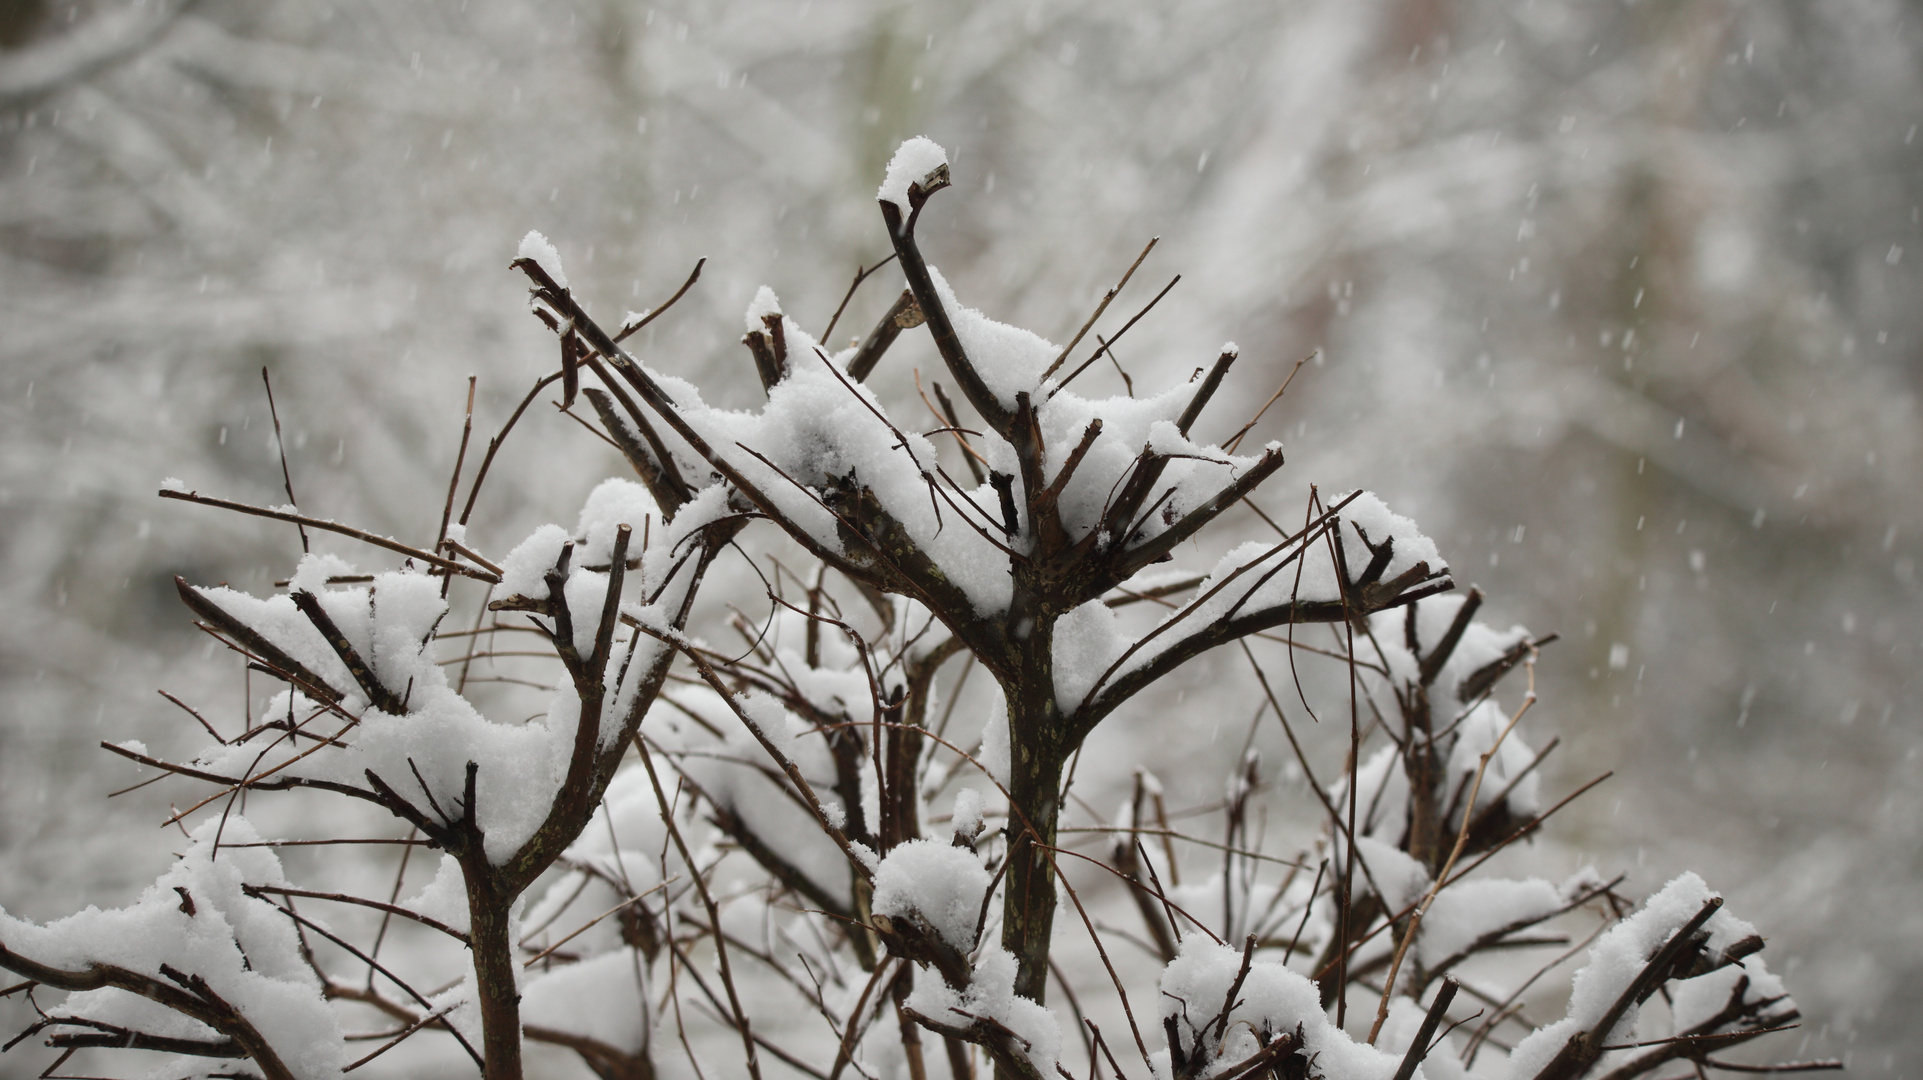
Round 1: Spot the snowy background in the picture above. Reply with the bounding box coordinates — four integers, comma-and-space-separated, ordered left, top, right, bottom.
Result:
1, 1, 1917, 1076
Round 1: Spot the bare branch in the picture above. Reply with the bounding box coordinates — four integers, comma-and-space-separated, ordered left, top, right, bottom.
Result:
159, 489, 495, 581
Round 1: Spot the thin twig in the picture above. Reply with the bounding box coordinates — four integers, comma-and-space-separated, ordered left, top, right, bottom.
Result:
1053, 275, 1180, 394
822, 253, 900, 343
1367, 652, 1537, 1044
614, 257, 707, 343
260, 367, 308, 554
1224, 352, 1314, 454
1042, 236, 1158, 380
521, 877, 675, 967
158, 489, 493, 581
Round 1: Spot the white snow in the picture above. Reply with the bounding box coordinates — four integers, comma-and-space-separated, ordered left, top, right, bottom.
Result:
951, 787, 984, 842
500, 522, 571, 600
744, 284, 783, 332
1051, 489, 1445, 716
907, 947, 1062, 1077
1370, 592, 1531, 703
1507, 873, 1760, 1078
1670, 955, 1791, 1033
877, 136, 949, 211
1444, 700, 1542, 823
1051, 598, 1130, 712
1376, 995, 1470, 1080
924, 265, 1058, 411
666, 686, 855, 910
978, 695, 1010, 785
0, 818, 346, 1080
1351, 835, 1430, 914
1154, 936, 1406, 1080
522, 949, 651, 1054
871, 839, 990, 951
518, 229, 568, 288
401, 855, 472, 936
1418, 876, 1563, 968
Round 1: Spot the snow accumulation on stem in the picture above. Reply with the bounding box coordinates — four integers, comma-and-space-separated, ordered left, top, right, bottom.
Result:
924, 264, 1059, 413
906, 947, 1062, 1078
630, 287, 1020, 616
1371, 592, 1532, 697
666, 684, 856, 909
0, 818, 346, 1080
871, 837, 991, 952
172, 477, 709, 866
1155, 936, 1408, 1080
517, 229, 568, 290
1051, 490, 1445, 714
877, 135, 949, 213
522, 949, 652, 1054
1415, 871, 1602, 970
1506, 872, 1776, 1078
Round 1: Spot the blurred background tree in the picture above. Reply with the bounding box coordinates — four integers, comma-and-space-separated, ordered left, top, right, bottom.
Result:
0, 1, 1916, 1075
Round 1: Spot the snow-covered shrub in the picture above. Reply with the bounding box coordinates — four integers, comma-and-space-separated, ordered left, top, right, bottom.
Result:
0, 141, 1825, 1080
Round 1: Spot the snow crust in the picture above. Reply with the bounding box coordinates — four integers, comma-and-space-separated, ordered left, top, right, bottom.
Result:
907, 947, 1062, 1077
522, 949, 651, 1054
0, 818, 345, 1079
871, 839, 990, 951
518, 229, 568, 288
1050, 489, 1444, 714
1669, 955, 1790, 1033
1506, 873, 1760, 1077
1153, 936, 1407, 1080
877, 136, 949, 211
1417, 871, 1599, 969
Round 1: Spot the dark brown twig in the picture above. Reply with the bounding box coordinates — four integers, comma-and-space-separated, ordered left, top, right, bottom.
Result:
1054, 275, 1180, 394
1042, 236, 1158, 381
614, 257, 706, 343
159, 490, 493, 581
821, 253, 898, 343
1389, 979, 1459, 1080
260, 367, 308, 554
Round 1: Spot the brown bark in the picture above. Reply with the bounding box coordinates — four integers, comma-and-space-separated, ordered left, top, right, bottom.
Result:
465, 881, 525, 1080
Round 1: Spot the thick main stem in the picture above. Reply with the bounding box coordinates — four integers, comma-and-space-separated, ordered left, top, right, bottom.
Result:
997, 621, 1069, 1009
1001, 740, 1064, 1006
466, 879, 524, 1080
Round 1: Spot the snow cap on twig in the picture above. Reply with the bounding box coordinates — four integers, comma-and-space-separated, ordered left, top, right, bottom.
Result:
878, 137, 950, 212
